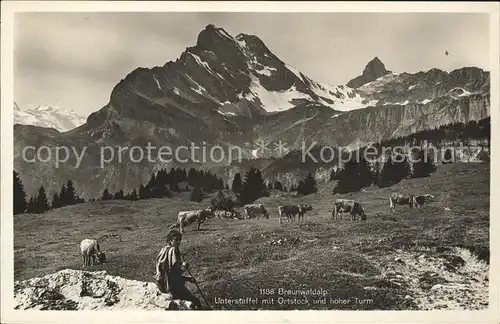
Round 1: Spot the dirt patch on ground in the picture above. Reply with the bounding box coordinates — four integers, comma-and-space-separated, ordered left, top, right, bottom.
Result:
379, 247, 489, 310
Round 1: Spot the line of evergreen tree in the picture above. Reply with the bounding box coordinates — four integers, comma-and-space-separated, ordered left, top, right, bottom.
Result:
14, 171, 86, 214
51, 180, 85, 209
333, 146, 436, 193
99, 167, 225, 203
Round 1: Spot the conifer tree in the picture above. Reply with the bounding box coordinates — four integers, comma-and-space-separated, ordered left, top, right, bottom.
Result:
51, 193, 61, 209
231, 173, 242, 194
101, 188, 113, 201
64, 180, 77, 205
14, 171, 27, 215
298, 172, 317, 195
334, 158, 361, 194
240, 168, 268, 204
187, 168, 198, 187
26, 197, 37, 213
202, 172, 214, 193
392, 151, 411, 183
377, 155, 396, 188
359, 156, 374, 188
412, 149, 436, 178
139, 184, 149, 199
190, 183, 204, 202
129, 189, 138, 201
113, 190, 124, 200
59, 184, 67, 206
36, 186, 50, 213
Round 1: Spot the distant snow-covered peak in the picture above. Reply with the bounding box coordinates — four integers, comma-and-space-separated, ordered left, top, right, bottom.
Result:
14, 103, 87, 132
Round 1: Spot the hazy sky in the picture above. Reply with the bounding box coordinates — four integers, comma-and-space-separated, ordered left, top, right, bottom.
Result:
14, 12, 490, 117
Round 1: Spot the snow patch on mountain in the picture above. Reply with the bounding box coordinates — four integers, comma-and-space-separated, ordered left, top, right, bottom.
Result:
283, 115, 316, 132
14, 103, 87, 132
283, 63, 377, 112
331, 95, 379, 111
255, 65, 276, 77
384, 100, 409, 106
245, 74, 312, 111
357, 72, 401, 93
449, 87, 472, 99
152, 75, 162, 90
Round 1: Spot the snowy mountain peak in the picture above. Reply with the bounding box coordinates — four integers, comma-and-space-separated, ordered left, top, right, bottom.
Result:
14, 103, 87, 132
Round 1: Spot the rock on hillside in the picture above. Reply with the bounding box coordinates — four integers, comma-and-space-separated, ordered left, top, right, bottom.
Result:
14, 269, 195, 310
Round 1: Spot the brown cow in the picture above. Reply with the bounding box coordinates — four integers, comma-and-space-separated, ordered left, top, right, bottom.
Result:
332, 199, 366, 221
169, 207, 214, 233
243, 204, 270, 219
278, 204, 313, 224
389, 193, 415, 213
390, 192, 435, 212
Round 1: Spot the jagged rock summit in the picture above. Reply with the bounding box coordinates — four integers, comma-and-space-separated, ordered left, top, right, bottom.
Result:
14, 269, 195, 310
347, 56, 391, 88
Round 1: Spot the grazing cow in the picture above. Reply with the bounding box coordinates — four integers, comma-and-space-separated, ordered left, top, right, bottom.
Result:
413, 194, 435, 208
278, 204, 313, 224
169, 208, 213, 233
296, 204, 313, 221
389, 193, 416, 213
332, 199, 366, 221
243, 204, 269, 219
80, 239, 106, 268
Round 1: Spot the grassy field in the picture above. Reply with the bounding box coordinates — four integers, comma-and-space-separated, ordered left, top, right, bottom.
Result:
14, 163, 490, 310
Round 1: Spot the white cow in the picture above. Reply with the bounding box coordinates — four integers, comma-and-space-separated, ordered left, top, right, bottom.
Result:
80, 238, 106, 267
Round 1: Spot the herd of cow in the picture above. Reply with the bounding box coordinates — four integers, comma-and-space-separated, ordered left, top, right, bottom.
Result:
165, 191, 436, 233
79, 191, 435, 267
